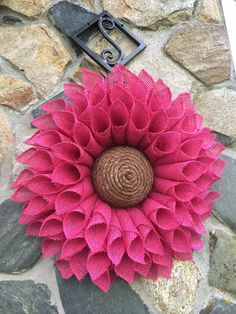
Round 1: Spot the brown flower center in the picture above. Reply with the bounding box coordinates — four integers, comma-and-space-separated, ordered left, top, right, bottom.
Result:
92, 146, 154, 208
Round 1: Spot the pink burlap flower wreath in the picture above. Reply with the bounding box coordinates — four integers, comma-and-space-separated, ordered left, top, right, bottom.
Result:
11, 65, 225, 292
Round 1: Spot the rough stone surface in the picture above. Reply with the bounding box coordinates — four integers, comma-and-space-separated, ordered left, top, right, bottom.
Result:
211, 131, 234, 147
102, 0, 196, 30
0, 109, 13, 164
165, 24, 231, 85
200, 298, 236, 314
195, 0, 221, 23
0, 199, 41, 273
0, 24, 71, 97
213, 153, 236, 230
195, 89, 236, 139
208, 230, 236, 293
56, 270, 149, 314
0, 280, 58, 313
49, 1, 97, 52
133, 260, 200, 314
0, 0, 51, 18
0, 76, 37, 110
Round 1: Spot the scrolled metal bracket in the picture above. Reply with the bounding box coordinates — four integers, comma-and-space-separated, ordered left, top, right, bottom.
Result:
70, 11, 146, 72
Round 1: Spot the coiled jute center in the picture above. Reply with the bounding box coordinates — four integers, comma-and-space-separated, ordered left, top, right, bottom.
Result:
92, 146, 154, 208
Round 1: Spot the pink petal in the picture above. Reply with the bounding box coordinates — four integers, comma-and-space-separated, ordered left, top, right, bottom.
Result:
148, 79, 171, 112
28, 130, 65, 148
26, 220, 43, 236
41, 98, 67, 112
126, 103, 149, 146
32, 113, 57, 130
52, 162, 90, 185
42, 238, 63, 257
52, 110, 75, 135
81, 69, 104, 91
23, 195, 53, 216
109, 99, 129, 145
135, 253, 152, 276
107, 212, 125, 265
52, 142, 93, 166
69, 248, 89, 280
11, 168, 35, 189
89, 83, 108, 109
110, 84, 134, 112
63, 194, 97, 238
92, 271, 111, 292
11, 185, 36, 202
73, 122, 104, 156
64, 83, 85, 103
61, 237, 87, 259
40, 215, 63, 237
155, 161, 207, 182
114, 254, 136, 283
145, 131, 180, 161
90, 107, 112, 146
138, 69, 155, 89
87, 251, 111, 280
55, 179, 93, 215
150, 208, 179, 230
117, 210, 145, 263
85, 201, 111, 252
24, 150, 55, 172
56, 258, 73, 279
26, 175, 60, 195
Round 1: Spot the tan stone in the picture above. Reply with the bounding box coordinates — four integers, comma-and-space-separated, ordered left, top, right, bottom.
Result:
165, 24, 231, 85
0, 109, 14, 164
194, 88, 236, 139
0, 0, 51, 18
132, 260, 200, 314
102, 0, 196, 30
0, 24, 71, 97
195, 0, 221, 24
0, 76, 37, 110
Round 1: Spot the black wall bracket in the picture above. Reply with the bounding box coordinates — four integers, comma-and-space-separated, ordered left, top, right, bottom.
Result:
70, 10, 146, 72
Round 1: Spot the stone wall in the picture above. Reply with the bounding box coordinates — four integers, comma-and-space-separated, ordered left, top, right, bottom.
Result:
0, 0, 236, 313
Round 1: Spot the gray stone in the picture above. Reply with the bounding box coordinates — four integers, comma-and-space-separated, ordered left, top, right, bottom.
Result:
213, 154, 236, 231
0, 199, 41, 273
208, 231, 236, 293
195, 88, 236, 139
49, 1, 97, 53
0, 280, 58, 314
211, 131, 234, 147
56, 270, 149, 314
200, 299, 236, 314
165, 24, 231, 85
